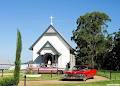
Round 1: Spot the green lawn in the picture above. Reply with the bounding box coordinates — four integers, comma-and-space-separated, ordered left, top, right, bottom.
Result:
97, 70, 120, 80
21, 70, 120, 81
77, 80, 120, 86
18, 80, 120, 86
1, 70, 120, 86
20, 74, 63, 80
19, 70, 120, 86
59, 80, 119, 86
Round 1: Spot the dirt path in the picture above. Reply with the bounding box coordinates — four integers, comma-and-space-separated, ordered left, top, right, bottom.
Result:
18, 76, 109, 86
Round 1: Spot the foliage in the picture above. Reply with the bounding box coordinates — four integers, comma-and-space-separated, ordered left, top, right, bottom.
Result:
71, 12, 111, 68
96, 34, 113, 69
14, 30, 22, 85
0, 77, 16, 86
103, 30, 120, 70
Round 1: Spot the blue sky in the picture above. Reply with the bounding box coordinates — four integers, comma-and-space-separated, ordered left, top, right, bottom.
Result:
0, 0, 120, 63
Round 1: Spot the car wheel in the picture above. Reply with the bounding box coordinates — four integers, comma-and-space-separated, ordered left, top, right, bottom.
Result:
83, 75, 87, 81
57, 70, 63, 74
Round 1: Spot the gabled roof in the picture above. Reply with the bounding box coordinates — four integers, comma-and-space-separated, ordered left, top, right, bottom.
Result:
29, 25, 73, 50
37, 41, 60, 55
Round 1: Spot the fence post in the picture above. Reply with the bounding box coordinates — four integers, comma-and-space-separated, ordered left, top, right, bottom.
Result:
51, 70, 52, 78
38, 68, 39, 74
115, 72, 116, 80
110, 70, 111, 80
57, 68, 58, 76
1, 69, 3, 77
24, 75, 26, 86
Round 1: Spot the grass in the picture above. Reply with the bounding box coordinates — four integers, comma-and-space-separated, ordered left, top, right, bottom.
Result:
1, 70, 120, 86
20, 70, 120, 81
0, 72, 13, 77
20, 74, 63, 81
18, 80, 120, 86
97, 70, 120, 80
78, 80, 120, 86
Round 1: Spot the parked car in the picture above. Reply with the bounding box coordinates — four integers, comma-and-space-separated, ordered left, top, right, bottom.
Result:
63, 65, 97, 81
26, 66, 64, 74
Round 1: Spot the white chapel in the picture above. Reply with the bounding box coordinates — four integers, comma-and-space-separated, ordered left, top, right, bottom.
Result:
29, 24, 75, 69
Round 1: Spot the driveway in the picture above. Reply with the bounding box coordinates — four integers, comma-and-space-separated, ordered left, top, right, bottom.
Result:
18, 75, 109, 86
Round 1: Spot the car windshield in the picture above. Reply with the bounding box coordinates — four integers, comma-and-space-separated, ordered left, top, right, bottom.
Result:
71, 66, 88, 70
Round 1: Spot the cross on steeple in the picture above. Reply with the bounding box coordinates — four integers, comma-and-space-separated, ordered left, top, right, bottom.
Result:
49, 16, 54, 25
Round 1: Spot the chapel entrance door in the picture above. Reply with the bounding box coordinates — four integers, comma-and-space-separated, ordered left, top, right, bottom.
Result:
44, 53, 53, 65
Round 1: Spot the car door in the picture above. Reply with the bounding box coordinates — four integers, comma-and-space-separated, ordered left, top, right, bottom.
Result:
84, 69, 91, 78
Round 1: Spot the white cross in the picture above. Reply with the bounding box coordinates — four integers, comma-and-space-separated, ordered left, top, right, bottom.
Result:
50, 16, 54, 25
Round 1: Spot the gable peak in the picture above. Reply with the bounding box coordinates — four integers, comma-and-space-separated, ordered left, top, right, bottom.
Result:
46, 25, 57, 33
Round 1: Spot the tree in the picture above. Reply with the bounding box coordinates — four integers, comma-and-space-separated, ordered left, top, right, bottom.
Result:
96, 34, 113, 69
14, 30, 22, 85
71, 12, 111, 68
103, 29, 120, 70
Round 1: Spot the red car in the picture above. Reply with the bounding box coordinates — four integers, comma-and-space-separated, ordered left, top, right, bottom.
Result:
63, 65, 97, 81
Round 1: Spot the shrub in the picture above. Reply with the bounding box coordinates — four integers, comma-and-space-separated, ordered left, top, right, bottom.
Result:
14, 30, 22, 85
0, 77, 16, 86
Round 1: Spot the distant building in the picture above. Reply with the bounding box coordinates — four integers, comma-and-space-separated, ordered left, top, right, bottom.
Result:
29, 25, 75, 68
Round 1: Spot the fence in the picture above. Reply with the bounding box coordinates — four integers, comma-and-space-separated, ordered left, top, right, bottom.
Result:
98, 70, 120, 80
0, 64, 13, 77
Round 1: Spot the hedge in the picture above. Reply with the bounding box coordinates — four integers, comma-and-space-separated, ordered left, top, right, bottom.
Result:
0, 77, 16, 86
